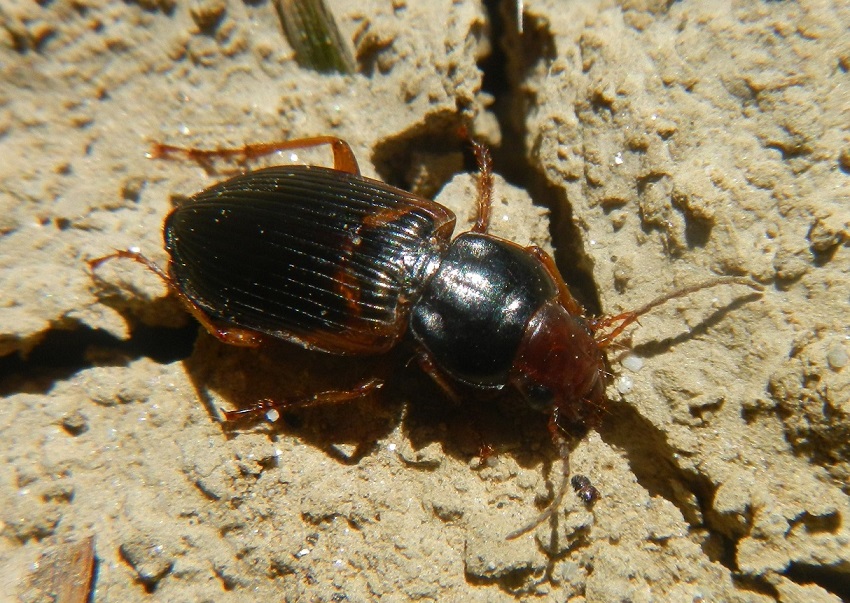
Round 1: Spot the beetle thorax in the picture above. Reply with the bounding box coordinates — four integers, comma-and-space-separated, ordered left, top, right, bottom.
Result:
409, 233, 559, 388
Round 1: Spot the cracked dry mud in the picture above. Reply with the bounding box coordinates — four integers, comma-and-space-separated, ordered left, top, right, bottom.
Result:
2, 1, 849, 601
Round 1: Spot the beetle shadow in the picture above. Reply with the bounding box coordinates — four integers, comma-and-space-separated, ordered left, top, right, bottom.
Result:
401, 372, 555, 465
181, 334, 554, 473
621, 291, 763, 359
182, 334, 404, 461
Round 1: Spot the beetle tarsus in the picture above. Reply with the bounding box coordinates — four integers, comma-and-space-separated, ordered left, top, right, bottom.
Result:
222, 378, 385, 422
88, 249, 266, 348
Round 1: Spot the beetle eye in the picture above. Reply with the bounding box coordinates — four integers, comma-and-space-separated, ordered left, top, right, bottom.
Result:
522, 383, 554, 411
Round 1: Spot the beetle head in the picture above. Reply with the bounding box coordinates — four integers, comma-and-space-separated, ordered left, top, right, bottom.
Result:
509, 299, 606, 435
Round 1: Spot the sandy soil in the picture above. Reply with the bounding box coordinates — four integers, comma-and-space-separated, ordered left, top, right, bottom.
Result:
1, 0, 849, 601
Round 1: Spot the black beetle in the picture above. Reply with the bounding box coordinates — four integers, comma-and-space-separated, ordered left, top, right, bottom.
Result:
89, 135, 761, 539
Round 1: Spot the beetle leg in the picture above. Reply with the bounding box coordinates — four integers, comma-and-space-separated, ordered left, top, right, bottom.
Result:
151, 136, 361, 176
415, 351, 463, 403
414, 351, 498, 464
88, 250, 264, 348
524, 245, 587, 318
469, 139, 493, 234
221, 378, 384, 421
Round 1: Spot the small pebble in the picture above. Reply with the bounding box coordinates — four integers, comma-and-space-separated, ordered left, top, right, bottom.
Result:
827, 346, 848, 370
621, 354, 644, 372
61, 410, 89, 436
190, 0, 227, 32
119, 536, 173, 588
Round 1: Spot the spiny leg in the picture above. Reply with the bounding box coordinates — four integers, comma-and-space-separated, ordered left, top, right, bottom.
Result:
415, 351, 463, 404
88, 250, 264, 348
222, 378, 384, 421
151, 135, 361, 175
469, 139, 494, 234
415, 351, 497, 462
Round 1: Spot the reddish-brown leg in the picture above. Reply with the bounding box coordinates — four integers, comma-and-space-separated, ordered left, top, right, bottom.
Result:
525, 245, 587, 318
415, 351, 463, 403
151, 135, 361, 175
416, 351, 496, 462
222, 378, 384, 421
88, 251, 264, 348
469, 139, 494, 234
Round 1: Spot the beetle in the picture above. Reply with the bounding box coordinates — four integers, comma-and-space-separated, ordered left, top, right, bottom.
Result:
89, 135, 762, 539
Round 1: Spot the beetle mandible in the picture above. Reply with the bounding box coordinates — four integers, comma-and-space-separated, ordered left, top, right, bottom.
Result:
89, 135, 762, 539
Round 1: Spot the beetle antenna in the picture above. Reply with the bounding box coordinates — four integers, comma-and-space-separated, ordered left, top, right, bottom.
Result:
592, 276, 763, 348
506, 414, 572, 540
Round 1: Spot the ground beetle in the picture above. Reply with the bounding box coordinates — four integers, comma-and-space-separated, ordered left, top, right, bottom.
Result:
89, 135, 761, 539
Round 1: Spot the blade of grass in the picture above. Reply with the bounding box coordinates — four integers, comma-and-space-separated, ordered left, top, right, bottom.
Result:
274, 0, 356, 74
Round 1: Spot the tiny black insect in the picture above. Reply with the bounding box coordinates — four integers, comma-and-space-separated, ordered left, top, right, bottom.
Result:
89, 135, 762, 539
571, 474, 600, 505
